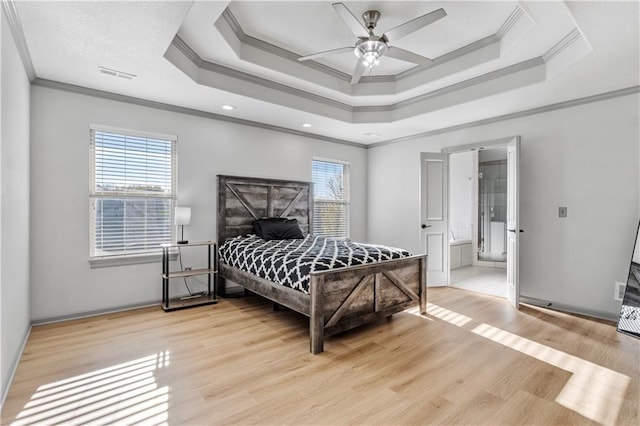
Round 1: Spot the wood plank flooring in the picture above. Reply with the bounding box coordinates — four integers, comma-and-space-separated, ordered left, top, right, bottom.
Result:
2, 288, 639, 425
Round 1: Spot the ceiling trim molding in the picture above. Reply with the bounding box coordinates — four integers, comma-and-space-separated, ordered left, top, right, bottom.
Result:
216, 7, 511, 95
172, 35, 202, 66
221, 8, 354, 83
29, 79, 638, 150
367, 85, 640, 149
171, 35, 353, 114
1, 0, 36, 81
200, 60, 353, 112
352, 57, 543, 113
396, 34, 499, 81
496, 6, 525, 39
392, 57, 545, 111
543, 28, 582, 61
31, 78, 365, 149
171, 36, 547, 123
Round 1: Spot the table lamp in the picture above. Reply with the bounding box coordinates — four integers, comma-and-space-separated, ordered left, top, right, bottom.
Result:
175, 206, 191, 244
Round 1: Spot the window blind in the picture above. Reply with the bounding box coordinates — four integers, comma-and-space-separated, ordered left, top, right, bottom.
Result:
312, 159, 350, 239
89, 129, 176, 258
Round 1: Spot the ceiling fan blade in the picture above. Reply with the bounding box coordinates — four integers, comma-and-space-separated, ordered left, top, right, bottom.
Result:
332, 2, 369, 38
386, 46, 432, 65
351, 60, 367, 85
382, 8, 446, 42
298, 46, 353, 61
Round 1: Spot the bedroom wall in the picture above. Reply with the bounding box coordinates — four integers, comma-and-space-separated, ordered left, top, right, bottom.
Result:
0, 11, 31, 404
367, 93, 640, 318
29, 85, 367, 322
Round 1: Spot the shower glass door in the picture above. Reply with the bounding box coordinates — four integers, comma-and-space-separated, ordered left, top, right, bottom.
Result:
478, 159, 507, 262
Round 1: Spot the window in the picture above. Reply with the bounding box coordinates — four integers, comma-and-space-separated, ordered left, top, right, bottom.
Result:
89, 127, 176, 260
312, 159, 350, 239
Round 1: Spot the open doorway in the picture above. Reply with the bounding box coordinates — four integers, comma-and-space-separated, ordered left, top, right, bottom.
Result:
449, 147, 508, 298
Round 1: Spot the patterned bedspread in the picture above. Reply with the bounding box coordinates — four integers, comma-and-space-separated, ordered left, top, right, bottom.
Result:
219, 235, 412, 294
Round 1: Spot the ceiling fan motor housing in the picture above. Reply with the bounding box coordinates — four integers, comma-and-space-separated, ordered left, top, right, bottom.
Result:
362, 10, 380, 31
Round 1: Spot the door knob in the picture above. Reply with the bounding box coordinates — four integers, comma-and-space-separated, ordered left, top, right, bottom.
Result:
421, 224, 432, 229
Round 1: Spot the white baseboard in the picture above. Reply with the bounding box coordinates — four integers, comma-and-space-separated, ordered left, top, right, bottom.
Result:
519, 295, 619, 322
1, 324, 31, 410
31, 301, 160, 326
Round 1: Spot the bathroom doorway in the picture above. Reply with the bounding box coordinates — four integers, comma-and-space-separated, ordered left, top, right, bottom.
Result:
448, 147, 508, 298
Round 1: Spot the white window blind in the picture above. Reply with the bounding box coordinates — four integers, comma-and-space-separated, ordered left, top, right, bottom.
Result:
89, 128, 176, 258
312, 159, 350, 239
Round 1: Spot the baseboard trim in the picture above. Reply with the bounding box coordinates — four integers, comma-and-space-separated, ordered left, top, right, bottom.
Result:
31, 301, 161, 326
519, 295, 619, 322
1, 324, 31, 410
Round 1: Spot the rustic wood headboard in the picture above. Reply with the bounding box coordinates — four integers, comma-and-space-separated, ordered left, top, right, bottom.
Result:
217, 175, 313, 245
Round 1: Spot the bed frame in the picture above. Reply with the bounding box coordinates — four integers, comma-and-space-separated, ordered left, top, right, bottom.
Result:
217, 175, 427, 354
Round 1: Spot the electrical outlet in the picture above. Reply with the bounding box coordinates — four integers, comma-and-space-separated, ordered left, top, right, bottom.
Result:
559, 207, 567, 218
184, 267, 192, 271
615, 281, 626, 301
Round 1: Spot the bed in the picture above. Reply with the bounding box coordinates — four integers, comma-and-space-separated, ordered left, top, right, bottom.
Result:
217, 175, 427, 354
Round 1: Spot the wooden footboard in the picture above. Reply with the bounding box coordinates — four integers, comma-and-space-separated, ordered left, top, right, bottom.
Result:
309, 254, 427, 354
219, 254, 427, 354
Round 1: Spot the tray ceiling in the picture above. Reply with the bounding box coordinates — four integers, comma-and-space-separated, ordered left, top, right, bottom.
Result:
11, 1, 640, 145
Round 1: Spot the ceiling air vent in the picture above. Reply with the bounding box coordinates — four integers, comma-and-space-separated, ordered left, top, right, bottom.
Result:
97, 66, 137, 80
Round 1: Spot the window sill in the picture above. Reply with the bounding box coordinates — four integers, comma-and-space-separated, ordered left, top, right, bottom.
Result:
89, 252, 177, 268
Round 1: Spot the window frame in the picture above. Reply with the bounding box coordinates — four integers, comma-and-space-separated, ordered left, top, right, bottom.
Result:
88, 124, 177, 267
311, 157, 351, 240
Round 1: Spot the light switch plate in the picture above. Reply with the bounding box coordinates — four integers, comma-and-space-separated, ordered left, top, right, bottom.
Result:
559, 207, 567, 218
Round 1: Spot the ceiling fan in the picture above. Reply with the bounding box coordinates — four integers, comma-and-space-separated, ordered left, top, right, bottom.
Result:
298, 2, 447, 84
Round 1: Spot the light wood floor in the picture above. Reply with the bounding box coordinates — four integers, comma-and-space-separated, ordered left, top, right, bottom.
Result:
2, 288, 639, 425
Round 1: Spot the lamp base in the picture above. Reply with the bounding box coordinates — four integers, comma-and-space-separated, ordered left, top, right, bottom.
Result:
177, 240, 189, 245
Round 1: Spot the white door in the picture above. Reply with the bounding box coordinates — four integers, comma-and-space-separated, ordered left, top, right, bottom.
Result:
421, 153, 449, 286
506, 137, 521, 308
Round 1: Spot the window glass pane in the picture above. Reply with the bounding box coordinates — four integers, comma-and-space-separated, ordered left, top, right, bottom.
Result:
94, 131, 173, 195
93, 198, 172, 256
312, 160, 350, 239
90, 129, 175, 258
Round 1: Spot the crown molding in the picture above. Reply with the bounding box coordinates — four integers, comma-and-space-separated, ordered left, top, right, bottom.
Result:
1, 0, 36, 81
217, 7, 510, 96
351, 57, 544, 114
544, 28, 583, 62
396, 34, 499, 81
393, 57, 545, 111
170, 35, 354, 117
367, 85, 640, 149
497, 6, 525, 39
31, 78, 365, 149
170, 35, 547, 123
172, 35, 201, 66
221, 8, 354, 83
30, 79, 638, 151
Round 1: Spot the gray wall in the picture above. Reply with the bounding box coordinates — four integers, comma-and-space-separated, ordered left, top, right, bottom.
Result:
29, 85, 367, 321
367, 93, 640, 318
1, 11, 31, 404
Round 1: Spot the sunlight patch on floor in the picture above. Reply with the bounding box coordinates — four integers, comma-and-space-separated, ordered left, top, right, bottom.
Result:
12, 351, 171, 426
472, 323, 629, 426
426, 302, 473, 326
403, 306, 434, 321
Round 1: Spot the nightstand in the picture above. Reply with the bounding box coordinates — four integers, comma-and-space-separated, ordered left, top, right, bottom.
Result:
161, 241, 218, 311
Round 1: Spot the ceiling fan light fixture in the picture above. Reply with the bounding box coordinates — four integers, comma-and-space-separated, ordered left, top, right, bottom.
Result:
354, 39, 387, 68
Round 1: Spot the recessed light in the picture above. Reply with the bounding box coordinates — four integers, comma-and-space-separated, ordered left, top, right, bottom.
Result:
364, 132, 380, 137
302, 123, 312, 128
222, 105, 236, 111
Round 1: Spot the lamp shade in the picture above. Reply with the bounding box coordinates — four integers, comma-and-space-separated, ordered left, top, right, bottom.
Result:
174, 206, 191, 226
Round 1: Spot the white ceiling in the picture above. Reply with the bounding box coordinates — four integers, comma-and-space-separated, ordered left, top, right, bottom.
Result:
12, 0, 640, 145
